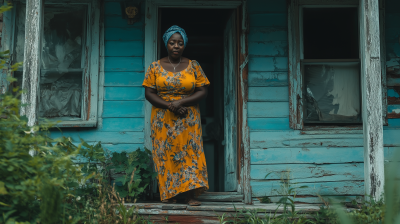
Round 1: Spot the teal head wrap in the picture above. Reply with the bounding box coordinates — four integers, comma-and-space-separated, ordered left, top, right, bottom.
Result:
162, 25, 188, 49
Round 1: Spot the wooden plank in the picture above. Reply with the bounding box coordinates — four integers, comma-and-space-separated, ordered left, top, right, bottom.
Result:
21, 0, 43, 126
380, 1, 388, 125
388, 119, 400, 127
248, 57, 288, 72
104, 72, 144, 86
50, 131, 144, 144
162, 205, 187, 210
388, 105, 400, 118
197, 194, 243, 202
239, 1, 252, 204
254, 196, 362, 204
248, 27, 288, 42
248, 118, 290, 130
102, 143, 144, 153
102, 101, 144, 117
250, 147, 364, 164
360, 0, 385, 200
248, 87, 288, 102
250, 131, 364, 148
102, 118, 144, 131
223, 11, 238, 192
287, 0, 303, 130
105, 16, 144, 28
104, 87, 144, 100
105, 41, 144, 56
251, 163, 364, 182
144, 0, 157, 151
247, 0, 286, 13
248, 72, 288, 87
104, 57, 143, 71
248, 102, 289, 117
387, 87, 400, 104
105, 27, 143, 41
249, 13, 287, 27
384, 129, 400, 146
251, 180, 364, 196
289, 138, 364, 148
249, 41, 288, 57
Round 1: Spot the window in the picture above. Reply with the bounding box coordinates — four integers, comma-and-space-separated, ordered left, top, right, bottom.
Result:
6, 0, 100, 127
288, 0, 386, 129
301, 8, 361, 124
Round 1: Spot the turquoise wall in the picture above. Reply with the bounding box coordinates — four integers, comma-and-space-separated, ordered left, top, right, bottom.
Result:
51, 0, 145, 153
49, 0, 400, 203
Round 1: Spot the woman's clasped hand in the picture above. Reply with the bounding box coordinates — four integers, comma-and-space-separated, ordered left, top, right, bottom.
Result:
168, 101, 188, 116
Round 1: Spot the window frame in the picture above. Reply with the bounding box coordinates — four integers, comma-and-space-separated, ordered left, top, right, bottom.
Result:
1, 0, 100, 127
287, 0, 387, 129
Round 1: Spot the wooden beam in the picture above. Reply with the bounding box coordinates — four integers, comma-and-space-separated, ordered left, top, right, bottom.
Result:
238, 0, 251, 204
359, 0, 385, 201
287, 0, 303, 130
20, 0, 43, 126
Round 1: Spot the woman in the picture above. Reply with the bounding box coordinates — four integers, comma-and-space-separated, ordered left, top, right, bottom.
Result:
142, 25, 210, 206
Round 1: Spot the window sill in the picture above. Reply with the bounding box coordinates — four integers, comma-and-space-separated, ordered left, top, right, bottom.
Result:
53, 120, 97, 128
301, 125, 363, 135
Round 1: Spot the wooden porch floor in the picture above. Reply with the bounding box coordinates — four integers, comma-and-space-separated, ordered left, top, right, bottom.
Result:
125, 201, 321, 223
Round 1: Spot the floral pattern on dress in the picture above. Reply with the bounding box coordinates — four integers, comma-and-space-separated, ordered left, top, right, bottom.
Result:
142, 60, 210, 201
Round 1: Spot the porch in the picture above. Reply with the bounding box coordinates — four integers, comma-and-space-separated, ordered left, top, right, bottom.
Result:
126, 200, 321, 223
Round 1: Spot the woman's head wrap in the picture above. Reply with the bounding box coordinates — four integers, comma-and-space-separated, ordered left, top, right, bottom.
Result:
163, 25, 188, 49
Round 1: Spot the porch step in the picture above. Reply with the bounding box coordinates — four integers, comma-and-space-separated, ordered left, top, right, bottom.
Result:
197, 192, 243, 202
126, 201, 321, 223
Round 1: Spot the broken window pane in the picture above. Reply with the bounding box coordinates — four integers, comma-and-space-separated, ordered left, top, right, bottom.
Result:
304, 63, 361, 123
39, 71, 82, 118
39, 5, 86, 118
41, 5, 86, 71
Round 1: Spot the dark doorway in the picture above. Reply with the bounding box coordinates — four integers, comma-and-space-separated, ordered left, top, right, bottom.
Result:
158, 8, 234, 192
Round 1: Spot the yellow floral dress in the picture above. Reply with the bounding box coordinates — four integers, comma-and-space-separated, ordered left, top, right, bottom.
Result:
142, 60, 210, 201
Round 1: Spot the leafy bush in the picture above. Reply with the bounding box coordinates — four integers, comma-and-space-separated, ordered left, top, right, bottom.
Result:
107, 150, 157, 201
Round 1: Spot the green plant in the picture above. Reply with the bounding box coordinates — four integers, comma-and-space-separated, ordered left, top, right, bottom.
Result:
312, 150, 400, 224
107, 149, 157, 201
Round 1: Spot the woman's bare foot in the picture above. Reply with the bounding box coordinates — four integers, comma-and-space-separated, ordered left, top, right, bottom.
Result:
186, 190, 201, 206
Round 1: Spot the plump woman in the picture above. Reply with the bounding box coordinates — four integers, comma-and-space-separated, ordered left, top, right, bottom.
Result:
142, 25, 210, 206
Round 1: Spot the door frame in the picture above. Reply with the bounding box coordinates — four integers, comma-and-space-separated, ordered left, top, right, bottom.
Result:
144, 0, 251, 204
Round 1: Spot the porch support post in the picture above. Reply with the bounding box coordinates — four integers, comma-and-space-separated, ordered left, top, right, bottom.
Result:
360, 0, 385, 200
20, 0, 43, 126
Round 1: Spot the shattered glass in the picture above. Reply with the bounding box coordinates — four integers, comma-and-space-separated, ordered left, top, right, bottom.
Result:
39, 5, 86, 118
304, 63, 361, 123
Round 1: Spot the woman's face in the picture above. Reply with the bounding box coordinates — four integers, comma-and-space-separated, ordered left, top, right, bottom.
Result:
167, 33, 184, 60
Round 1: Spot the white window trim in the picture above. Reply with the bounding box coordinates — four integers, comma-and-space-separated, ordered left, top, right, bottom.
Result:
1, 0, 100, 127
287, 0, 387, 129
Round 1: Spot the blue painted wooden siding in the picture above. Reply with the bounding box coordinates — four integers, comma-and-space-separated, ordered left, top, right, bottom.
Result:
247, 0, 400, 203
51, 1, 145, 153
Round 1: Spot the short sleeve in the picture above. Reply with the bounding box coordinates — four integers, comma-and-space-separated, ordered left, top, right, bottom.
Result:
192, 60, 210, 87
142, 62, 157, 89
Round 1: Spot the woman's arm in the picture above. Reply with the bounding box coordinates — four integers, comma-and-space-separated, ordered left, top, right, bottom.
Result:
145, 87, 170, 109
169, 86, 208, 111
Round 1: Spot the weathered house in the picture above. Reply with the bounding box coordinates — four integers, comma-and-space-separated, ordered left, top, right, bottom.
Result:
1, 0, 399, 216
